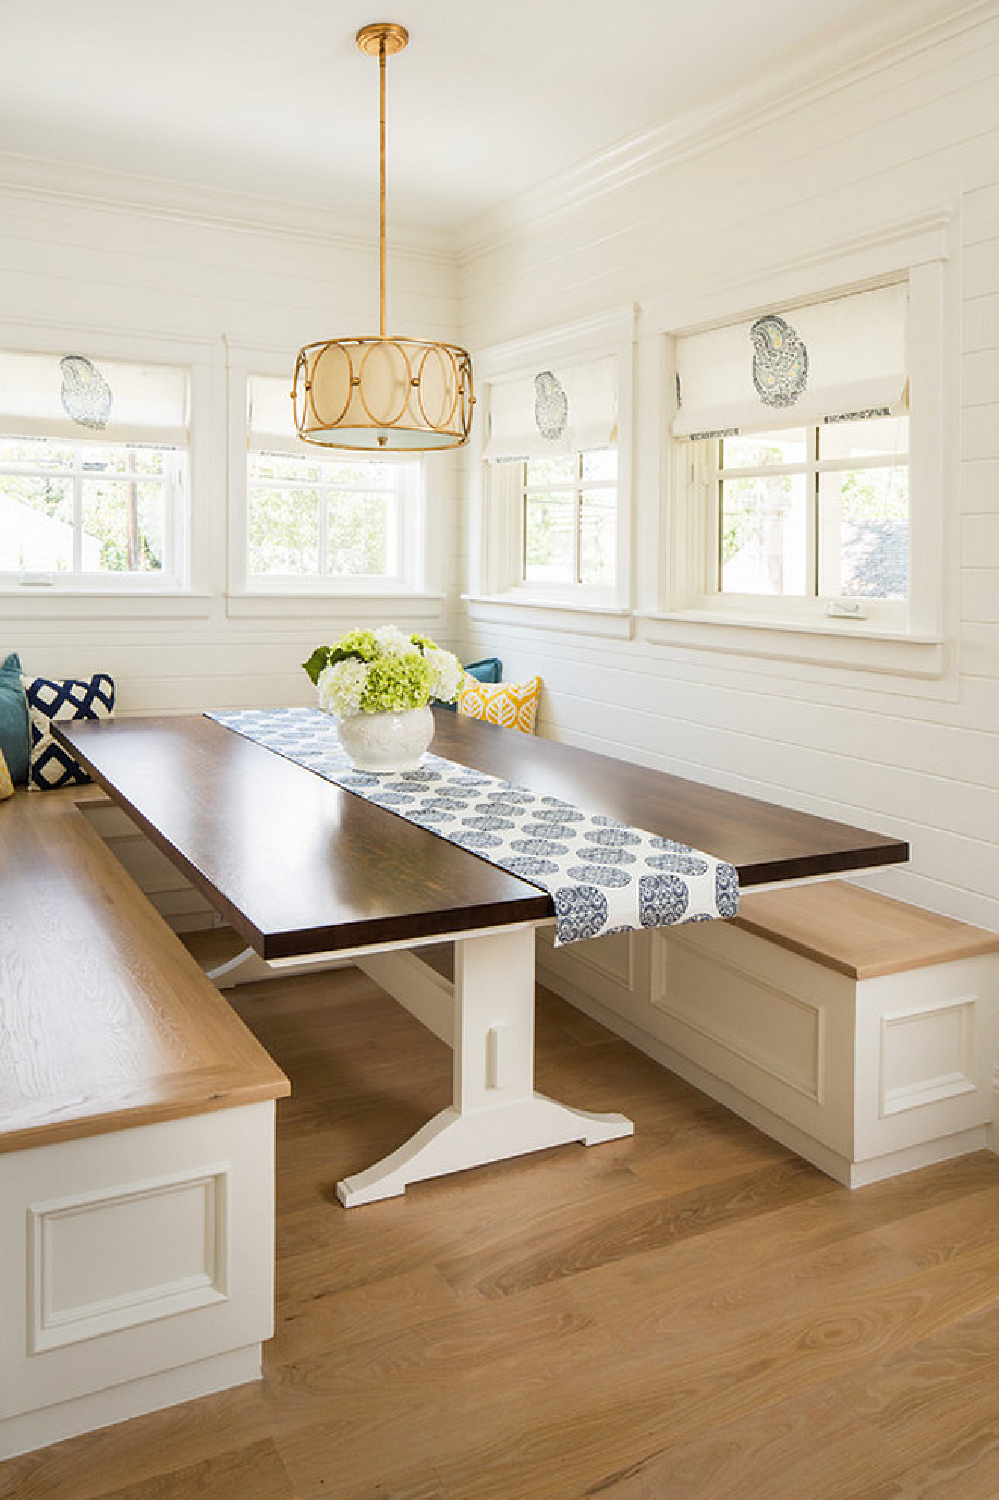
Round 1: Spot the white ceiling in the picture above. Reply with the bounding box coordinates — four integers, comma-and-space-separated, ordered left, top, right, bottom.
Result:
3, 0, 901, 231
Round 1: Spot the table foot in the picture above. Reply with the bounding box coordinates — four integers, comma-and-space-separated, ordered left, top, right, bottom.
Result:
336, 1093, 634, 1207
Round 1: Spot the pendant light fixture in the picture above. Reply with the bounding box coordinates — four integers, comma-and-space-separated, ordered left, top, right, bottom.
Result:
292, 22, 474, 451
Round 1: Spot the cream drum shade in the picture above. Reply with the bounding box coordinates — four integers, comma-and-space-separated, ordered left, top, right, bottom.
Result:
294, 336, 474, 452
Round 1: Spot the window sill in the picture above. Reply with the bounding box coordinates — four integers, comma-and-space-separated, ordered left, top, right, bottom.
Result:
637, 609, 945, 677
0, 589, 213, 621
463, 594, 633, 639
226, 590, 447, 621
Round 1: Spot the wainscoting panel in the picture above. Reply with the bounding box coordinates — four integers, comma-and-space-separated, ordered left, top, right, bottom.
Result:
29, 1167, 229, 1354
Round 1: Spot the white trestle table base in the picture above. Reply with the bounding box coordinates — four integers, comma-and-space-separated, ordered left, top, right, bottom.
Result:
215, 923, 633, 1206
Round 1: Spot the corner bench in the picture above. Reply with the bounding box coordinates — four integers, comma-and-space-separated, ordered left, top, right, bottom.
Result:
0, 787, 289, 1462
655, 881, 999, 1187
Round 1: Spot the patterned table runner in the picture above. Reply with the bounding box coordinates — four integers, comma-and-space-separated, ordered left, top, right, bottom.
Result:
208, 709, 738, 945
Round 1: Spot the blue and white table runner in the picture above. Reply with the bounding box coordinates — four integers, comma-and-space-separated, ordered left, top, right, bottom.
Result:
208, 708, 739, 945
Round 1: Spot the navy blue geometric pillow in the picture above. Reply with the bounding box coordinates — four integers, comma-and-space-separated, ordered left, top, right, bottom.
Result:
22, 673, 115, 791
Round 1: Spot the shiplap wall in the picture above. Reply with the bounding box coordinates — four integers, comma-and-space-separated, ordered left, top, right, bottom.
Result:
458, 6, 999, 932
0, 165, 465, 711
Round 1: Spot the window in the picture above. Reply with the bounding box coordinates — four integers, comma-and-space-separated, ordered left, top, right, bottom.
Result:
478, 348, 627, 608
0, 351, 189, 587
521, 448, 618, 587
670, 281, 917, 632
0, 436, 185, 577
714, 415, 909, 600
243, 375, 421, 591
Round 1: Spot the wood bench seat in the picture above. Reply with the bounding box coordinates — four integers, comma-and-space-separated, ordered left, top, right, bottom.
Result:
733, 880, 999, 981
0, 787, 288, 1153
0, 787, 289, 1462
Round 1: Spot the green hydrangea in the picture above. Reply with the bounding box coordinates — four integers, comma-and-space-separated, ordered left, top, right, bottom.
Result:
330, 629, 380, 664
359, 653, 435, 713
305, 624, 463, 708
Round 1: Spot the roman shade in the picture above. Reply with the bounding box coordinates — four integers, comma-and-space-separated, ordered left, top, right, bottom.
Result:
673, 281, 908, 439
484, 355, 618, 461
248, 372, 304, 458
0, 350, 189, 447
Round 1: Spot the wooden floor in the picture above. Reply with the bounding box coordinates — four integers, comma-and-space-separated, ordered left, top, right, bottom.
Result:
5, 951, 999, 1500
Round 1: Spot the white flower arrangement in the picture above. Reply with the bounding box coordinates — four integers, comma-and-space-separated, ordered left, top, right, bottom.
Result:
303, 627, 464, 720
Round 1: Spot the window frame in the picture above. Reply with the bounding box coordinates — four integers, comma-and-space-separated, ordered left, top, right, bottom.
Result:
703, 414, 911, 624
639, 210, 955, 678
0, 434, 189, 585
467, 307, 636, 637
0, 327, 222, 618
521, 447, 619, 590
226, 361, 446, 618
244, 444, 423, 593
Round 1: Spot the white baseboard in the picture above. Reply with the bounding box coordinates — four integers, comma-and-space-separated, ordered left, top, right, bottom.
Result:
0, 1344, 261, 1463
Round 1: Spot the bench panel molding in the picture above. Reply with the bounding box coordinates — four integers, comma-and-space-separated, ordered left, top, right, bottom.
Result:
29, 1164, 230, 1354
879, 996, 978, 1118
651, 931, 828, 1105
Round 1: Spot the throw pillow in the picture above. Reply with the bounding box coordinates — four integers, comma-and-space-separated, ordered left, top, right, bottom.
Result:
0, 746, 13, 800
456, 674, 541, 735
436, 656, 503, 712
0, 651, 30, 784
23, 673, 115, 791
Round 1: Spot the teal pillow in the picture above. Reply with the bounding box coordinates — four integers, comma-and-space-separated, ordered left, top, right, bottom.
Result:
0, 652, 29, 784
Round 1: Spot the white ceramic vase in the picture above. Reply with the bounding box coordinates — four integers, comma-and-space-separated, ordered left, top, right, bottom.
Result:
336, 705, 434, 773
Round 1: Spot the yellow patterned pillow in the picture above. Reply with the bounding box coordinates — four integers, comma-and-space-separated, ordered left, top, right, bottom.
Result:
0, 746, 13, 800
456, 674, 541, 734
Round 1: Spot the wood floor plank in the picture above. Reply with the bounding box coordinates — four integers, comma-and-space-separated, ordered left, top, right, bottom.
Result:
3, 964, 999, 1500
599, 1300, 999, 1500
435, 1156, 836, 1302
87, 1437, 298, 1500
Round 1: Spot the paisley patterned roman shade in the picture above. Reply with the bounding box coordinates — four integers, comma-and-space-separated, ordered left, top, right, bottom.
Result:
673, 281, 908, 439
484, 354, 618, 461
0, 350, 189, 446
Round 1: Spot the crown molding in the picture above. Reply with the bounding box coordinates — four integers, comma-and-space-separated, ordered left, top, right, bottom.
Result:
475, 305, 636, 379
456, 0, 999, 263
640, 208, 954, 336
0, 151, 457, 266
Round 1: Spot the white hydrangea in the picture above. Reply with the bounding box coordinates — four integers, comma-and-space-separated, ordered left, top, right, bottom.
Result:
373, 624, 417, 658
423, 646, 464, 704
317, 656, 369, 719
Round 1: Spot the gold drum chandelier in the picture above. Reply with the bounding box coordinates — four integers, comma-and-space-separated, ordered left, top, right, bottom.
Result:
292, 22, 474, 451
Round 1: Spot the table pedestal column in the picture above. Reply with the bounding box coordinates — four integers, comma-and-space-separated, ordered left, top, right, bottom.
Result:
338, 925, 633, 1207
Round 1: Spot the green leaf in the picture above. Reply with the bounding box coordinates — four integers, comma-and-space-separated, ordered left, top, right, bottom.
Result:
302, 646, 331, 685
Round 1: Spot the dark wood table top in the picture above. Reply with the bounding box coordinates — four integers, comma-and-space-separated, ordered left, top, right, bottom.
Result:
55, 711, 908, 960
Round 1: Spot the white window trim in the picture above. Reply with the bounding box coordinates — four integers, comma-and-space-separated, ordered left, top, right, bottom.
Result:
226, 357, 445, 617
639, 210, 956, 678
0, 325, 222, 616
466, 306, 636, 637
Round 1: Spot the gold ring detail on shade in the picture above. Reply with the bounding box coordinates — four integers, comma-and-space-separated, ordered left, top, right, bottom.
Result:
357, 339, 411, 427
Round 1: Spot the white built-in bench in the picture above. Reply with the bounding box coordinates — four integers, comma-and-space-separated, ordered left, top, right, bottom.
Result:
0, 787, 289, 1462
540, 880, 999, 1188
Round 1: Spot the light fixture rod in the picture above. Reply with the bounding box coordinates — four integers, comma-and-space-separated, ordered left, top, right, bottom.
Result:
357, 23, 409, 336
379, 32, 387, 338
